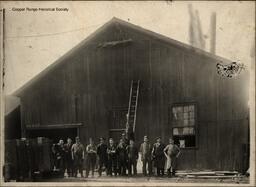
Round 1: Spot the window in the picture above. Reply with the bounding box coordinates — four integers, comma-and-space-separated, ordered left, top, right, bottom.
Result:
171, 103, 196, 148
109, 107, 128, 130
109, 107, 128, 141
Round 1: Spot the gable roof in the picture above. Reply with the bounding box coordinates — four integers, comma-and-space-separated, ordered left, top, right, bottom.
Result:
5, 95, 20, 115
13, 17, 231, 96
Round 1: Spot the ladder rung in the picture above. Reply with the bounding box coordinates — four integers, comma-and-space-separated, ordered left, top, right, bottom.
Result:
128, 80, 139, 134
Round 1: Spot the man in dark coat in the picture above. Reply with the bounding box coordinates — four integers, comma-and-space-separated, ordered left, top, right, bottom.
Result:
97, 138, 108, 177
152, 137, 165, 177
126, 139, 138, 176
64, 138, 73, 177
107, 138, 118, 176
140, 135, 152, 176
116, 139, 127, 176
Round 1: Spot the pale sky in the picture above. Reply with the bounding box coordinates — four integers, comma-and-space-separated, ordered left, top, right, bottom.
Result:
1, 1, 255, 94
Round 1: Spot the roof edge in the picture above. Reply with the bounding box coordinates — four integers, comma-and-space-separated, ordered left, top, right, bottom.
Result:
113, 18, 232, 63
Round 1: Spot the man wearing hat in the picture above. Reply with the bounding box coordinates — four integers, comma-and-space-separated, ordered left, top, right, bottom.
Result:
64, 138, 74, 177
71, 137, 85, 177
140, 135, 152, 176
152, 137, 165, 177
120, 132, 129, 175
85, 138, 97, 177
97, 138, 108, 177
126, 139, 139, 176
116, 138, 127, 176
107, 138, 118, 176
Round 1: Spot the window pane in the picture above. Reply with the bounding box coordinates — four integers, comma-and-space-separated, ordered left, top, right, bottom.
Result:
189, 105, 195, 112
183, 127, 189, 134
189, 111, 194, 119
183, 112, 189, 119
176, 120, 184, 127
189, 119, 195, 126
173, 113, 178, 120
173, 127, 184, 135
184, 119, 189, 126
173, 128, 179, 135
178, 128, 183, 135
177, 107, 183, 113
177, 113, 183, 120
189, 127, 195, 135
179, 139, 185, 148
184, 106, 189, 112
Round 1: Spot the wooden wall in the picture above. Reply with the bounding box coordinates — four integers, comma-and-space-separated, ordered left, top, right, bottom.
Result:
18, 22, 249, 172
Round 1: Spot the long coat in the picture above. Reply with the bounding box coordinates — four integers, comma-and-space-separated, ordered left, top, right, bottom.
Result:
152, 143, 165, 169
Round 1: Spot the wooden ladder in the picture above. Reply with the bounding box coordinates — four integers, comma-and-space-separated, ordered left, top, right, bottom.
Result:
127, 80, 140, 133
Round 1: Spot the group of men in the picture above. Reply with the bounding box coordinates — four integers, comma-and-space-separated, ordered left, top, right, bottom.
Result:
51, 133, 180, 178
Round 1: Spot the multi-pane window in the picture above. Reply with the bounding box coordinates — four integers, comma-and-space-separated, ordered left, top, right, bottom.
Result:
110, 107, 127, 130
171, 104, 196, 148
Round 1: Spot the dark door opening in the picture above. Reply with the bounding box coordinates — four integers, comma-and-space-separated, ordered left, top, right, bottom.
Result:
27, 128, 77, 143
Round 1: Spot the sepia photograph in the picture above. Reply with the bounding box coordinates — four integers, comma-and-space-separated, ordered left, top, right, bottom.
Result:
0, 1, 255, 186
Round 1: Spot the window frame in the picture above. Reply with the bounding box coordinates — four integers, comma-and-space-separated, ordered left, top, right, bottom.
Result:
169, 102, 198, 149
109, 106, 128, 131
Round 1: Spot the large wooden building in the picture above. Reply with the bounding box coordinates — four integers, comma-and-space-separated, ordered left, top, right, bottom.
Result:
13, 18, 249, 172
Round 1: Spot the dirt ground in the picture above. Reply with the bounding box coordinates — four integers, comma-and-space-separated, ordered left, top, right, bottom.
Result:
41, 174, 249, 185
38, 156, 249, 185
